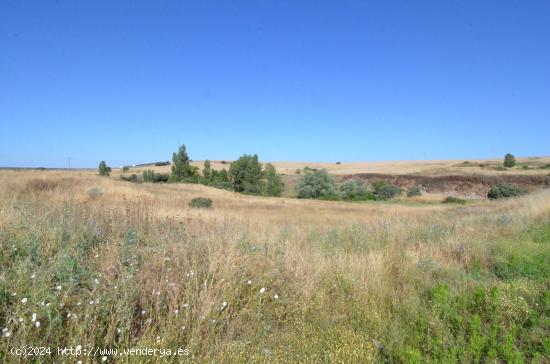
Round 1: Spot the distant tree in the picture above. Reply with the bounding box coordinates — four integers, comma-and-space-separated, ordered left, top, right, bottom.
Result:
229, 154, 263, 193
170, 145, 198, 182
263, 163, 284, 197
202, 160, 212, 183
122, 166, 130, 172
504, 153, 516, 168
295, 169, 337, 199
98, 161, 109, 176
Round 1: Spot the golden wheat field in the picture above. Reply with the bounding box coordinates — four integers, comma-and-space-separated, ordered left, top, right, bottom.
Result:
1, 169, 549, 363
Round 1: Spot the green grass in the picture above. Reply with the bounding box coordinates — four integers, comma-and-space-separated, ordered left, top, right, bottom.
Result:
1, 182, 549, 363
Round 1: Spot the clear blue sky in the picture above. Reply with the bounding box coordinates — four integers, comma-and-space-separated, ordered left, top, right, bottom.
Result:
1, 0, 549, 168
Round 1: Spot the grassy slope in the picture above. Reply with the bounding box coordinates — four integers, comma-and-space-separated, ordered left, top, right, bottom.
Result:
0, 170, 549, 363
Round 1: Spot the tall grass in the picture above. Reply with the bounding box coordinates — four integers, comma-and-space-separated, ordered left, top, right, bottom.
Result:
0, 170, 548, 362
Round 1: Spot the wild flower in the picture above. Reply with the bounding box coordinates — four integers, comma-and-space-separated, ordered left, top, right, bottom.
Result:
30, 274, 36, 279
56, 285, 62, 291
31, 313, 37, 322
260, 287, 266, 294
94, 279, 100, 284
221, 302, 228, 310
35, 321, 40, 328
174, 310, 179, 315
89, 300, 94, 305
247, 280, 252, 285
102, 356, 107, 362
274, 294, 279, 299
21, 297, 28, 304
141, 310, 146, 315
2, 328, 10, 338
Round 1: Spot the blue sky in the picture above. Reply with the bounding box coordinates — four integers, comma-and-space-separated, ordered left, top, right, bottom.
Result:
1, 0, 549, 168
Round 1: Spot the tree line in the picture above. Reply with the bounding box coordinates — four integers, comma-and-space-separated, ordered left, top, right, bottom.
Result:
103, 144, 284, 197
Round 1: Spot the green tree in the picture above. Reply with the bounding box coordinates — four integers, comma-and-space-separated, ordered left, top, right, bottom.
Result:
295, 169, 337, 199
170, 144, 198, 182
263, 163, 284, 197
229, 154, 263, 193
202, 160, 212, 184
503, 153, 516, 168
98, 161, 109, 176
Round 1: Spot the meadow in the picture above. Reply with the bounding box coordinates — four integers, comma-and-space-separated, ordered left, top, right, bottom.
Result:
0, 169, 549, 363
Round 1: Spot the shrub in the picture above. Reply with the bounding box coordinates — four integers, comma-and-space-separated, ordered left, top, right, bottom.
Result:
98, 161, 109, 176
143, 170, 169, 183
538, 163, 550, 169
339, 180, 373, 201
443, 196, 466, 204
407, 185, 422, 197
336, 161, 341, 165
503, 153, 516, 168
487, 183, 527, 200
87, 187, 103, 199
143, 170, 155, 183
372, 181, 402, 200
122, 166, 130, 172
295, 169, 337, 199
120, 174, 138, 183
155, 161, 170, 166
189, 197, 212, 208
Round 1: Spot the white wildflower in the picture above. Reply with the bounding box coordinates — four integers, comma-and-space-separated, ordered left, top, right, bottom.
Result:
102, 356, 107, 362
31, 274, 36, 279
21, 297, 27, 304
35, 321, 40, 328
274, 294, 279, 299
247, 280, 252, 285
260, 287, 266, 294
56, 285, 62, 291
31, 313, 37, 322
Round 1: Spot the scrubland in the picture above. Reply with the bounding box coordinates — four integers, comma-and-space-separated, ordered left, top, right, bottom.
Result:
1, 170, 549, 362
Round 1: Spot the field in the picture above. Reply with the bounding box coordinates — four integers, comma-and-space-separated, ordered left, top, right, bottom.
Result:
1, 168, 549, 363
129, 156, 550, 176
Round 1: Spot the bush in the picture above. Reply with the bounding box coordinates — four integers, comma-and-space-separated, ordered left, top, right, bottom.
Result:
189, 197, 212, 208
87, 187, 103, 199
295, 170, 337, 199
336, 161, 341, 165
442, 196, 466, 204
122, 166, 130, 172
339, 180, 373, 201
503, 153, 516, 168
487, 183, 527, 200
538, 163, 550, 169
155, 161, 170, 166
143, 170, 169, 183
407, 185, 422, 197
120, 174, 138, 182
372, 181, 402, 200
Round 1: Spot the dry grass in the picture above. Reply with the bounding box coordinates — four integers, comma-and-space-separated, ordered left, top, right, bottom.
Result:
120, 156, 550, 176
0, 170, 549, 362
